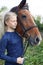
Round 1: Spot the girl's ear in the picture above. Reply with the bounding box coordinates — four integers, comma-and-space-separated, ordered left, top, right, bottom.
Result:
5, 21, 8, 26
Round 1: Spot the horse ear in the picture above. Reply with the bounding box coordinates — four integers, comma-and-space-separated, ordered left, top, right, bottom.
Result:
18, 0, 26, 9
10, 0, 26, 14
10, 6, 18, 14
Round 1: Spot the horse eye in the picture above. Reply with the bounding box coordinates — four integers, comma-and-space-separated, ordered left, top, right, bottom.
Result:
22, 15, 26, 19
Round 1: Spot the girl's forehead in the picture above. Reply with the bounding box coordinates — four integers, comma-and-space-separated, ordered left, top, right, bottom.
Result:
10, 15, 17, 19
9, 16, 17, 21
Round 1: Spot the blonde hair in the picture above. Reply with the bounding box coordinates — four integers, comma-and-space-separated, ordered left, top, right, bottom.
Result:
4, 12, 17, 26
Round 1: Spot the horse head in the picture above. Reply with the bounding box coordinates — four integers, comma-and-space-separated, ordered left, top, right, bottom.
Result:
10, 0, 42, 46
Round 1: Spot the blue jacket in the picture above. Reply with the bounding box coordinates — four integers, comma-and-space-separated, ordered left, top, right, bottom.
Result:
0, 32, 24, 65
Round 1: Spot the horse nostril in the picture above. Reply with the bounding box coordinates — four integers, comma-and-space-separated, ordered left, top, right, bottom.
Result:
35, 37, 40, 43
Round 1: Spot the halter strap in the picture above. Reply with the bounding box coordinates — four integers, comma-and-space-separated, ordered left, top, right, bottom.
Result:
17, 16, 37, 37
17, 16, 37, 56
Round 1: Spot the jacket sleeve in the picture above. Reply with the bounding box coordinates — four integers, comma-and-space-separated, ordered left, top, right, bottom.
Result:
0, 36, 17, 63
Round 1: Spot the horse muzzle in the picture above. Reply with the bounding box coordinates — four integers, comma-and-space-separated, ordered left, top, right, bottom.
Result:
28, 36, 42, 46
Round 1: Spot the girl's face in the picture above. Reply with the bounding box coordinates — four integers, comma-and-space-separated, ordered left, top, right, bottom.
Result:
7, 16, 17, 29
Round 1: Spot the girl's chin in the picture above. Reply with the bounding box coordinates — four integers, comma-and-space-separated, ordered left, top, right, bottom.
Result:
12, 27, 16, 29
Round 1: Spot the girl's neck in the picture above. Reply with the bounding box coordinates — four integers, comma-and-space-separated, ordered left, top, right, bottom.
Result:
6, 27, 15, 32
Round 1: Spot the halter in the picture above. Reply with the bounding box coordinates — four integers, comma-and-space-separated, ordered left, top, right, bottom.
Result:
17, 16, 37, 56
17, 16, 37, 37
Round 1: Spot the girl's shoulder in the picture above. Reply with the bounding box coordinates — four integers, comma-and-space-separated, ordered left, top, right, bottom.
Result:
1, 31, 22, 40
1, 32, 10, 40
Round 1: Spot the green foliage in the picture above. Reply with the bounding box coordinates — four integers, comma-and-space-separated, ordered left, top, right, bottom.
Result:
0, 6, 7, 13
34, 16, 43, 32
23, 41, 43, 65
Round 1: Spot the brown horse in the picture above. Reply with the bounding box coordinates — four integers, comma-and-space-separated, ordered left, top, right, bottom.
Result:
10, 0, 42, 46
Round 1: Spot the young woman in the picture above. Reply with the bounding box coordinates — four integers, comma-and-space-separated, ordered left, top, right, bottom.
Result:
0, 12, 24, 65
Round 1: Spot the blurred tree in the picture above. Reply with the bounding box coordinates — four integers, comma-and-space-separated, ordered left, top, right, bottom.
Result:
0, 6, 8, 38
34, 15, 43, 31
0, 6, 8, 13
